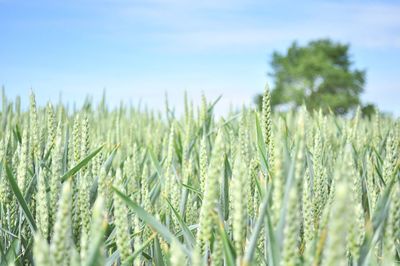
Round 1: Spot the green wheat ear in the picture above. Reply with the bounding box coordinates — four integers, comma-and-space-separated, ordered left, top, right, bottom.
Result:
16, 127, 29, 194
262, 83, 272, 148
197, 129, 224, 253
29, 91, 40, 163
81, 196, 107, 265
50, 180, 73, 265
49, 123, 63, 229
46, 103, 56, 150
324, 181, 351, 266
36, 167, 49, 239
281, 186, 301, 266
199, 136, 208, 193
170, 240, 186, 266
113, 168, 131, 264
79, 172, 91, 261
34, 233, 54, 266
231, 150, 248, 260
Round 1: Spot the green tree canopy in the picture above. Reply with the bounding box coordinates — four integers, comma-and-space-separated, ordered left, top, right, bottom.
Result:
257, 39, 367, 115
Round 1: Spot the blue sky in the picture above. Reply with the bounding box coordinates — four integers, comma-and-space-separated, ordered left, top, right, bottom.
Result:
1, 0, 399, 115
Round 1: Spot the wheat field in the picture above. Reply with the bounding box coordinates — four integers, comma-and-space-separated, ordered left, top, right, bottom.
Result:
0, 89, 398, 266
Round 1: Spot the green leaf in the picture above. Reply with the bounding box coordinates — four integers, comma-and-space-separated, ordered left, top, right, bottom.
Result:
265, 203, 279, 266
215, 215, 236, 265
148, 148, 164, 179
153, 237, 166, 266
113, 187, 190, 256
105, 250, 119, 266
208, 95, 222, 113
122, 233, 157, 266
276, 143, 297, 249
2, 239, 21, 266
13, 125, 22, 144
43, 143, 54, 162
0, 227, 18, 238
4, 162, 37, 232
181, 183, 202, 200
243, 187, 271, 265
166, 199, 195, 248
358, 176, 396, 265
104, 145, 119, 174
221, 155, 231, 221
83, 223, 108, 266
61, 145, 103, 182
0, 240, 5, 266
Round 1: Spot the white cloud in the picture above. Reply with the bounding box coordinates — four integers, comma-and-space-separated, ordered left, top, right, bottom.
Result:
109, 0, 400, 50
21, 0, 398, 51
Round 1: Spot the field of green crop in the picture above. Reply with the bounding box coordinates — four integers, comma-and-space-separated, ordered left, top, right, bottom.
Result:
0, 89, 398, 266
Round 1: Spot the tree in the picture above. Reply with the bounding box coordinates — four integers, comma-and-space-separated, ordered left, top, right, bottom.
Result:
361, 103, 376, 118
256, 39, 366, 115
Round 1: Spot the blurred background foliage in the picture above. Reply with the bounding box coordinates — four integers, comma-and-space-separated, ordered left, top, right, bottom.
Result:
255, 39, 376, 117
